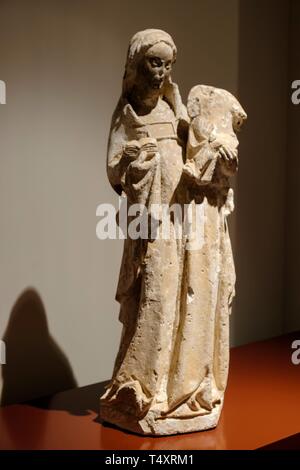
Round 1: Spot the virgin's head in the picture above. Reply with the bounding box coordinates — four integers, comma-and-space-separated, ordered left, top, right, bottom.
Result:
123, 29, 177, 97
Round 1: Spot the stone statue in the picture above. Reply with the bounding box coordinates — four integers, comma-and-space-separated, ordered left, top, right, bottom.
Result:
100, 29, 246, 435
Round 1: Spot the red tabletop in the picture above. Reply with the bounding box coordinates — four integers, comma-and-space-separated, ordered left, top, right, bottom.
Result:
0, 332, 300, 450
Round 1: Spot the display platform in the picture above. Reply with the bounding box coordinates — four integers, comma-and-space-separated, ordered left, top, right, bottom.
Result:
0, 332, 299, 450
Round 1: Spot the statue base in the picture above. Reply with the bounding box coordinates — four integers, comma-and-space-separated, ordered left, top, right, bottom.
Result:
100, 401, 223, 436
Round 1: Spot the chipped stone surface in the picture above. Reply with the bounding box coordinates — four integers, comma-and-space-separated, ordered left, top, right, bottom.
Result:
100, 29, 246, 435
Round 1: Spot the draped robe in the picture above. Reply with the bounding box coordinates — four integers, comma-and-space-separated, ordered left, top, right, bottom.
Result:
100, 84, 236, 434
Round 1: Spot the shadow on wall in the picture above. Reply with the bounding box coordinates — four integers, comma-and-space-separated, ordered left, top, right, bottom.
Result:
1, 288, 77, 406
232, 0, 288, 345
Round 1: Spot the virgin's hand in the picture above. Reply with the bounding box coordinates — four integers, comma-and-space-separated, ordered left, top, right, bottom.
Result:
131, 138, 158, 166
123, 140, 141, 160
125, 148, 158, 188
129, 138, 158, 171
139, 137, 158, 160
130, 150, 158, 172
218, 144, 237, 162
124, 138, 158, 163
210, 136, 237, 161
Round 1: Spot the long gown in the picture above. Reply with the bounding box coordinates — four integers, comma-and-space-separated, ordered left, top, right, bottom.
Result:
100, 85, 235, 435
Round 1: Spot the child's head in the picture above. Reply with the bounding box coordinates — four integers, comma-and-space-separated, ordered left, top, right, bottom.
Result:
187, 85, 247, 134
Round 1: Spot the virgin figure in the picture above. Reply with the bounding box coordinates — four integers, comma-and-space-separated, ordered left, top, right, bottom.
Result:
100, 29, 244, 435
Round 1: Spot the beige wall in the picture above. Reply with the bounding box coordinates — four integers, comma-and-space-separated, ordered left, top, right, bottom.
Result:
0, 0, 240, 404
0, 0, 294, 405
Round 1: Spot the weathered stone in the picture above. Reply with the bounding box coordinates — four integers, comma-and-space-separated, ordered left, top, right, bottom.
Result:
100, 29, 246, 435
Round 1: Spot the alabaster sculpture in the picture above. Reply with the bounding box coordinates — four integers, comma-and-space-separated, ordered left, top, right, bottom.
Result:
100, 29, 246, 436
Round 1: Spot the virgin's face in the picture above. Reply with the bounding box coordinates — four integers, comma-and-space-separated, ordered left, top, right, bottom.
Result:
139, 42, 174, 91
